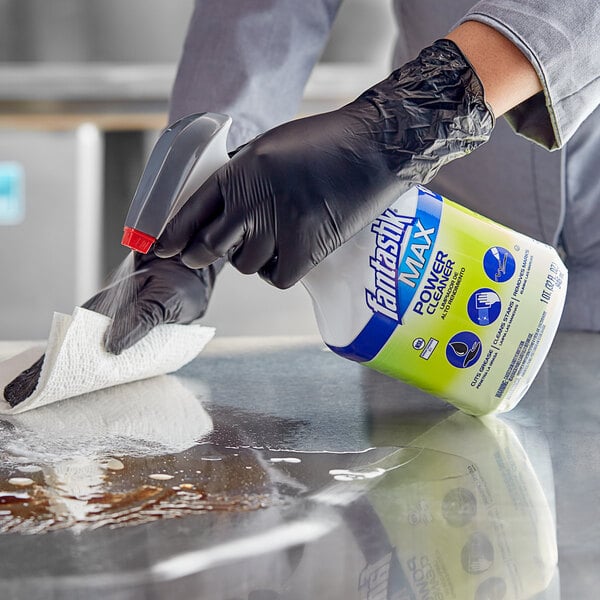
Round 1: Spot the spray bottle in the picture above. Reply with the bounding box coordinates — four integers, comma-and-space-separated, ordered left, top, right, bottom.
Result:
121, 113, 567, 416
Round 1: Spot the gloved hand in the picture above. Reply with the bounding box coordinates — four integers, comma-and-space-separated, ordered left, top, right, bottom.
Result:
3, 254, 224, 407
156, 39, 495, 289
96, 252, 223, 355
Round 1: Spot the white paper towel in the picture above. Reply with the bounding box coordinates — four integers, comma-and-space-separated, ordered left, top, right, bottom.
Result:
0, 307, 214, 414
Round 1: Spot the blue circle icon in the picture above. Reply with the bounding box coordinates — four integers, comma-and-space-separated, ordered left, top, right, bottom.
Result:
467, 288, 502, 326
446, 332, 482, 369
483, 247, 516, 283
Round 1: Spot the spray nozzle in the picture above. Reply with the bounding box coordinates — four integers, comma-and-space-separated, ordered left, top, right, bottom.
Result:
121, 112, 231, 253
121, 227, 156, 254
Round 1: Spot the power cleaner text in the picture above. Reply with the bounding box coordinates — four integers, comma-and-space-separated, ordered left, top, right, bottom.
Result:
412, 251, 454, 316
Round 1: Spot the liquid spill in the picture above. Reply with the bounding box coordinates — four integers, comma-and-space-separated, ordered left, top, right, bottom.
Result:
0, 444, 411, 536
0, 447, 276, 535
0, 481, 271, 535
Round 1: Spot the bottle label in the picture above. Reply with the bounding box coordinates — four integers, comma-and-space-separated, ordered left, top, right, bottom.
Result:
331, 188, 442, 363
325, 186, 567, 415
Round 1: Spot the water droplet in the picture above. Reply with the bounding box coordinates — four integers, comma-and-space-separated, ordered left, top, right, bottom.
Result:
104, 458, 124, 471
270, 457, 301, 464
149, 473, 174, 481
8, 477, 34, 487
329, 468, 386, 482
17, 465, 42, 473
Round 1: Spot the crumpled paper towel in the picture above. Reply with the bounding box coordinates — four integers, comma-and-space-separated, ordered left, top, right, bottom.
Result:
0, 307, 214, 414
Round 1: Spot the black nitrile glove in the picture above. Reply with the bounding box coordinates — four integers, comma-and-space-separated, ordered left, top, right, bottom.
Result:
3, 254, 224, 407
156, 39, 494, 289
97, 253, 223, 355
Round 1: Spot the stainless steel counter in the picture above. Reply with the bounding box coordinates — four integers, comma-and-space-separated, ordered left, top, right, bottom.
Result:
0, 331, 597, 599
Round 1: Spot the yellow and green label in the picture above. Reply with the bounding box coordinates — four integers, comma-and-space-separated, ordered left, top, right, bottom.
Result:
328, 187, 567, 415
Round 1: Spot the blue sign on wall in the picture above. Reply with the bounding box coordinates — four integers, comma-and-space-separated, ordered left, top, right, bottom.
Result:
0, 162, 25, 225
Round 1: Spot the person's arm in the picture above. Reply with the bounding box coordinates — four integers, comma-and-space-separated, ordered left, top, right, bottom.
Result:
154, 1, 600, 293
455, 0, 600, 150
170, 0, 342, 149
445, 20, 542, 118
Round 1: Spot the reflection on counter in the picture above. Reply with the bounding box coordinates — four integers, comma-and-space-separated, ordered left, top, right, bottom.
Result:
363, 411, 558, 599
0, 366, 557, 599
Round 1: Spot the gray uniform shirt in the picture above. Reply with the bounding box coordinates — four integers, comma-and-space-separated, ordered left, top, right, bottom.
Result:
169, 0, 600, 330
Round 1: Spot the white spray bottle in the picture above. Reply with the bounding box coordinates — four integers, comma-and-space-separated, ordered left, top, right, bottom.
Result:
121, 113, 567, 416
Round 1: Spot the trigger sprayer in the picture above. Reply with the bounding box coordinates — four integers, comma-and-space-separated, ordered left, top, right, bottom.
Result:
121, 113, 231, 253
121, 112, 567, 416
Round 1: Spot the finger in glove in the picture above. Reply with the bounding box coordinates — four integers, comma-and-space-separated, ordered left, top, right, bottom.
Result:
155, 177, 224, 261
3, 355, 45, 407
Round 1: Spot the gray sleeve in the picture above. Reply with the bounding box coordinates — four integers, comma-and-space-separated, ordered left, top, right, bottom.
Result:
168, 0, 342, 150
457, 1, 600, 150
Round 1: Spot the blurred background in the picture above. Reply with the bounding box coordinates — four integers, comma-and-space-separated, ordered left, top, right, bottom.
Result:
0, 0, 396, 339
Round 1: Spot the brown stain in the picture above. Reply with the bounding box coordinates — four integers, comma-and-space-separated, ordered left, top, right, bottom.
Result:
0, 449, 276, 535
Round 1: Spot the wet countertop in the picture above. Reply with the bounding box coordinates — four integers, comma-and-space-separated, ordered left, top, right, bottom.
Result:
0, 332, 598, 599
